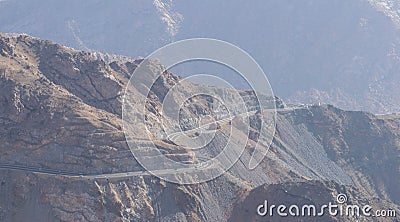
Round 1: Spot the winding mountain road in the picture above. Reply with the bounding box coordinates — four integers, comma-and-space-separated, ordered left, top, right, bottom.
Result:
0, 106, 302, 180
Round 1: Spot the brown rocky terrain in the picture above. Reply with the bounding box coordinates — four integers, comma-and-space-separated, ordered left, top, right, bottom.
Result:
230, 180, 399, 222
2, 0, 400, 114
0, 33, 399, 221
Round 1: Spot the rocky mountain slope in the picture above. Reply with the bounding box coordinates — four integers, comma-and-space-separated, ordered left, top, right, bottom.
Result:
0, 0, 179, 56
1, 0, 400, 113
0, 33, 399, 221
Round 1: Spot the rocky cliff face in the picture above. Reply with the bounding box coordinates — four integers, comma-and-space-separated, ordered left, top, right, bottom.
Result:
0, 34, 399, 221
